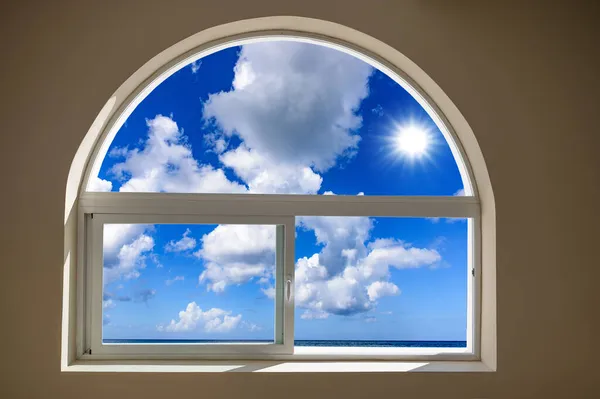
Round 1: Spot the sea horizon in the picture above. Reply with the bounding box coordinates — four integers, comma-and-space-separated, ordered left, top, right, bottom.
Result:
103, 339, 467, 348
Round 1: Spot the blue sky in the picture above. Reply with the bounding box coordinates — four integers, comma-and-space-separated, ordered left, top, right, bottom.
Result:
94, 40, 468, 342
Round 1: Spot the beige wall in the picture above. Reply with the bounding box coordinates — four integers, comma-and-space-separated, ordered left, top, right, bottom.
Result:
1, 1, 598, 398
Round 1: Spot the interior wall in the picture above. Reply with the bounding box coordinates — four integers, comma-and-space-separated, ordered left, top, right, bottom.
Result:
0, 1, 598, 398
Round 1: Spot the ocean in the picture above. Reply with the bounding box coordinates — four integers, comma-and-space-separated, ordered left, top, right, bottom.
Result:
103, 339, 466, 348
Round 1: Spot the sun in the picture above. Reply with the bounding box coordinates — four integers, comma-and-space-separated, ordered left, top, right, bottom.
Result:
395, 124, 430, 157
380, 120, 436, 168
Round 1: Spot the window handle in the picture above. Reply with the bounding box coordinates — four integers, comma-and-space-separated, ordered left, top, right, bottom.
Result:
286, 278, 292, 302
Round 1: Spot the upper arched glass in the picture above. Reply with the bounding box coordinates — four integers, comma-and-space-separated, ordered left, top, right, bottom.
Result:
87, 38, 472, 197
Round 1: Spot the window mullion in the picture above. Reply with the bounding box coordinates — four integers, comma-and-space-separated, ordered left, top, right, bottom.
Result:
80, 193, 479, 219
283, 217, 295, 353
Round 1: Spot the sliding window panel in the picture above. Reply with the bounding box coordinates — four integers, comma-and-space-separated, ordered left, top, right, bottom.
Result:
88, 214, 294, 357
293, 216, 473, 354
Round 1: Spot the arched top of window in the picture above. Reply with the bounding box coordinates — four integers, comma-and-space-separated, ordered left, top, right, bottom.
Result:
85, 38, 474, 197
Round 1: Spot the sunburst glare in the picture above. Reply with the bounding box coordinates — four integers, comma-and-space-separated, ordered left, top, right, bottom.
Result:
377, 119, 439, 170
395, 124, 430, 157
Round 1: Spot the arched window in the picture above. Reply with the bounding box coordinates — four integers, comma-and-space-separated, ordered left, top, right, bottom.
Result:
65, 21, 494, 365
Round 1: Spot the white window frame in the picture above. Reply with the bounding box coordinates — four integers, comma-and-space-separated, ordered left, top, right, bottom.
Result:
61, 17, 497, 370
76, 193, 480, 361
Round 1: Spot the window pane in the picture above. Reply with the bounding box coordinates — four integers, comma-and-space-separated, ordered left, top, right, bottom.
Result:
102, 223, 277, 343
294, 216, 468, 347
89, 40, 467, 196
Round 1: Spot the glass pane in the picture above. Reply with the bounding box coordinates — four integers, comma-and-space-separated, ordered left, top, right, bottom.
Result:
89, 40, 467, 196
294, 216, 469, 348
102, 223, 277, 344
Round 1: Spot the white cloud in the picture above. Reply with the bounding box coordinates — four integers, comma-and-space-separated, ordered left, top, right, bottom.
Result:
149, 253, 163, 268
103, 224, 147, 262
158, 302, 242, 333
367, 281, 400, 301
454, 188, 465, 196
110, 115, 246, 194
295, 254, 373, 316
103, 224, 152, 286
232, 60, 256, 90
196, 224, 276, 292
242, 321, 262, 332
295, 215, 441, 318
165, 275, 185, 286
361, 238, 442, 276
204, 132, 229, 154
204, 41, 373, 173
103, 299, 116, 309
88, 176, 113, 192
190, 60, 202, 74
261, 286, 275, 299
371, 104, 384, 116
104, 233, 155, 284
297, 215, 372, 276
300, 309, 329, 320
109, 146, 130, 158
165, 228, 197, 252
220, 145, 322, 194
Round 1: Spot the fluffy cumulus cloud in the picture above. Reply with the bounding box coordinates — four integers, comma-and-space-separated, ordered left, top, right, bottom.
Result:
103, 224, 147, 262
102, 224, 166, 284
158, 302, 242, 333
165, 228, 197, 252
295, 215, 442, 318
367, 281, 400, 301
195, 224, 276, 292
110, 115, 246, 194
298, 215, 372, 276
104, 232, 155, 284
88, 176, 113, 192
204, 41, 373, 193
219, 145, 322, 194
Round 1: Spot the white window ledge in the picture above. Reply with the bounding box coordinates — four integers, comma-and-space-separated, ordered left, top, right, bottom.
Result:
63, 360, 494, 373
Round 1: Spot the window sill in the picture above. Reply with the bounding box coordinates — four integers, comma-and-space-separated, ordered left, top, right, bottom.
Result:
63, 360, 494, 373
